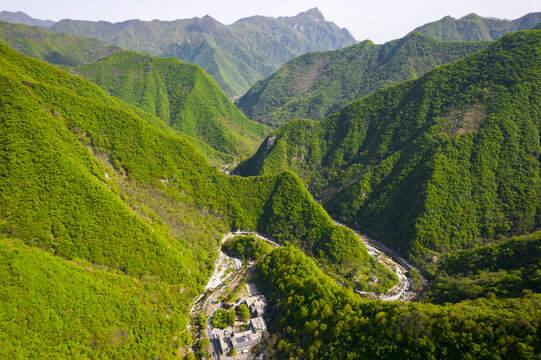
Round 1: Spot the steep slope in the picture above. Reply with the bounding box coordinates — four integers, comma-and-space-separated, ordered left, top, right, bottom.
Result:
0, 21, 121, 66
238, 30, 541, 264
0, 42, 392, 356
0, 10, 54, 27
414, 12, 541, 41
68, 50, 270, 162
425, 231, 541, 303
237, 32, 490, 128
48, 8, 356, 97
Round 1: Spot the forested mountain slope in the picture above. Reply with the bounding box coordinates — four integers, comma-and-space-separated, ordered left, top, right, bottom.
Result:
69, 50, 270, 162
48, 8, 355, 97
0, 21, 121, 66
414, 12, 541, 41
238, 30, 541, 265
254, 245, 541, 359
0, 42, 392, 357
237, 32, 489, 127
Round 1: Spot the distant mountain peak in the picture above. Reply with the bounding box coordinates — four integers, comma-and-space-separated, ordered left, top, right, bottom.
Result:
0, 10, 55, 27
298, 7, 325, 22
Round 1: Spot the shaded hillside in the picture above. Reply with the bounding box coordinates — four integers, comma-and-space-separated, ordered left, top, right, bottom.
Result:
414, 12, 541, 41
237, 32, 489, 128
238, 30, 541, 264
0, 10, 54, 27
48, 8, 355, 97
0, 21, 120, 66
425, 231, 541, 303
69, 50, 270, 162
0, 42, 392, 357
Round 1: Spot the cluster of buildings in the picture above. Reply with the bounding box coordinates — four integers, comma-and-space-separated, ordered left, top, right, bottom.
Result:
212, 295, 268, 356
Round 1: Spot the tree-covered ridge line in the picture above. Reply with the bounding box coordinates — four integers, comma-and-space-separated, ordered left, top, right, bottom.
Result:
0, 20, 121, 66
236, 32, 490, 128
45, 8, 355, 97
413, 12, 541, 41
0, 41, 393, 357
237, 30, 541, 267
424, 231, 541, 304
68, 50, 270, 163
255, 245, 541, 359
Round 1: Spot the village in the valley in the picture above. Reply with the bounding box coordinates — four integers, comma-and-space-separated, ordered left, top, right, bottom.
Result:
209, 288, 268, 359
188, 232, 278, 360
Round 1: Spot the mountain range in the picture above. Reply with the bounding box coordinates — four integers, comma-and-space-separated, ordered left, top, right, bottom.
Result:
0, 40, 393, 356
237, 32, 490, 128
0, 20, 121, 66
0, 10, 54, 27
45, 8, 355, 97
414, 12, 541, 41
1, 7, 540, 359
238, 30, 541, 266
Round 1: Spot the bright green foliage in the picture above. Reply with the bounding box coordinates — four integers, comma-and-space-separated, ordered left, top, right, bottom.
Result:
256, 246, 541, 359
237, 304, 251, 322
48, 9, 355, 97
414, 12, 541, 41
222, 235, 272, 261
0, 238, 193, 358
198, 338, 210, 357
425, 231, 541, 303
0, 42, 392, 356
237, 32, 489, 127
0, 21, 120, 66
238, 30, 541, 265
70, 51, 270, 162
212, 309, 231, 329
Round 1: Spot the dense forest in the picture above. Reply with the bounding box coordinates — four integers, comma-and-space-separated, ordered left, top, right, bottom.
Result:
255, 246, 541, 359
1, 8, 541, 359
0, 40, 394, 357
69, 50, 270, 163
238, 30, 541, 267
236, 32, 490, 127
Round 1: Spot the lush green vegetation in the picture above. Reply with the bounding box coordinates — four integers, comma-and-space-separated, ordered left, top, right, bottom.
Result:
414, 12, 541, 41
0, 237, 194, 358
222, 235, 272, 261
69, 50, 270, 163
424, 231, 541, 304
237, 304, 251, 322
48, 8, 355, 97
255, 246, 541, 359
238, 30, 541, 267
0, 41, 394, 357
0, 21, 120, 66
212, 309, 234, 329
237, 32, 489, 127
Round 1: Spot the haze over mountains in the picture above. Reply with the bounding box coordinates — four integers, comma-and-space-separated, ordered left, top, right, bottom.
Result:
0, 21, 121, 67
414, 12, 541, 41
42, 8, 354, 98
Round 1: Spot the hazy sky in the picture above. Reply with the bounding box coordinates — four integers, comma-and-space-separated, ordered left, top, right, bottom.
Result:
3, 0, 540, 43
